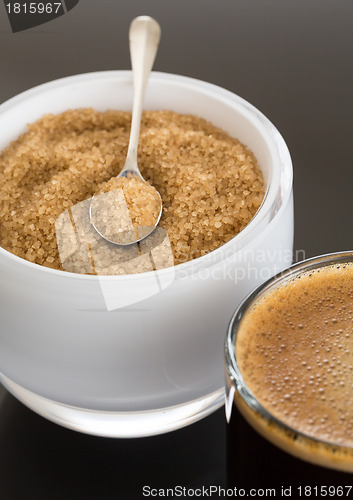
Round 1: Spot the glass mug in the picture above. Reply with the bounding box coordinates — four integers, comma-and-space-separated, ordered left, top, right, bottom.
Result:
225, 251, 353, 490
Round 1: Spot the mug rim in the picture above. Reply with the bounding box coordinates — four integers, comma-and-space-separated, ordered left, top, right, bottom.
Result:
225, 249, 353, 451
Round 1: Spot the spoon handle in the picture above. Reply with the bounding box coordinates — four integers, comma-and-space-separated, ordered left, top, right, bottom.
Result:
122, 16, 161, 174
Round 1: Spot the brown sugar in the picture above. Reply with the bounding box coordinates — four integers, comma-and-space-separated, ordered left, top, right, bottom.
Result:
91, 175, 161, 245
0, 109, 265, 273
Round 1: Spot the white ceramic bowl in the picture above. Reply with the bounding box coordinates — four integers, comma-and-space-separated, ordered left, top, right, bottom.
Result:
0, 71, 293, 437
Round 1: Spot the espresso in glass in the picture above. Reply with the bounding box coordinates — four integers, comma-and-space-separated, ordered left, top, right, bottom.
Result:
225, 252, 353, 490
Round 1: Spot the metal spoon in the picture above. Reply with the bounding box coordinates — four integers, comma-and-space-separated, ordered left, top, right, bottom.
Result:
90, 16, 162, 246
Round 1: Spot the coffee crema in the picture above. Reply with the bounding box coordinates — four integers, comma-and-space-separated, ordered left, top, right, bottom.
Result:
236, 262, 353, 449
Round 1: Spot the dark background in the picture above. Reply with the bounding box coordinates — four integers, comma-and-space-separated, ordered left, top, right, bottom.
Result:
0, 1, 353, 498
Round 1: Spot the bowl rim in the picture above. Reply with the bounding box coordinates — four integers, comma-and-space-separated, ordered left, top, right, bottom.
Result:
0, 70, 293, 281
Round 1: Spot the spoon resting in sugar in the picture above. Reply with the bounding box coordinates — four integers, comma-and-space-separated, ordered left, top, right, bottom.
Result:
90, 16, 162, 246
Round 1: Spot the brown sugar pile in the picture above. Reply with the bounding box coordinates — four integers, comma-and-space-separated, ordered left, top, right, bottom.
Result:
96, 175, 161, 227
91, 175, 161, 245
0, 109, 265, 273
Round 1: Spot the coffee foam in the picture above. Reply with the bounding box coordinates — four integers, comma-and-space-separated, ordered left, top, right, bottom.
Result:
235, 262, 353, 470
